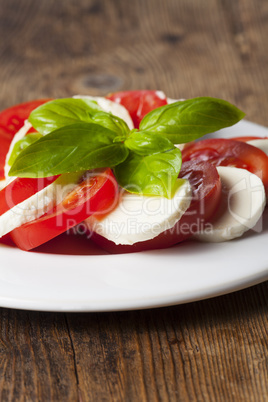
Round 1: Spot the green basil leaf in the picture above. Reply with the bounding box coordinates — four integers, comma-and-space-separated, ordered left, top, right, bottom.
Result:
29, 98, 129, 136
139, 97, 245, 143
91, 111, 130, 138
9, 123, 129, 178
125, 131, 174, 156
114, 148, 182, 198
8, 133, 43, 166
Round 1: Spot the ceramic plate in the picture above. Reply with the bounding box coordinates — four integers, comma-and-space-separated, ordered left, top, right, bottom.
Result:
0, 120, 267, 312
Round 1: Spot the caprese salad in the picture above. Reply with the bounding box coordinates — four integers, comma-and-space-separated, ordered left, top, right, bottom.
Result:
0, 90, 267, 253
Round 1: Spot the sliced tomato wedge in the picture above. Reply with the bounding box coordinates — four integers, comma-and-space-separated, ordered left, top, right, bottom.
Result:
89, 161, 222, 253
10, 168, 118, 251
106, 90, 168, 128
0, 99, 50, 180
182, 138, 268, 196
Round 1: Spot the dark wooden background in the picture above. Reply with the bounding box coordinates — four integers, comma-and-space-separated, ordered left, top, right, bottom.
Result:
0, 0, 267, 400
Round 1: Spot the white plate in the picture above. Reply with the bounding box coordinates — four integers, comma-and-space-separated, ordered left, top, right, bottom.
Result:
0, 120, 267, 312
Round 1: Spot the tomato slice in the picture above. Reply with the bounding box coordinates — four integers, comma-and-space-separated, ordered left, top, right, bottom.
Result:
0, 176, 59, 216
230, 136, 268, 142
10, 168, 118, 251
0, 99, 50, 180
106, 90, 167, 128
89, 161, 222, 253
182, 138, 268, 196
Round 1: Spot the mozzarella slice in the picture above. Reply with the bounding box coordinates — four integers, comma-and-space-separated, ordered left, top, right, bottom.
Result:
73, 95, 134, 130
247, 139, 268, 155
1, 120, 33, 188
4, 120, 32, 179
0, 179, 8, 190
84, 179, 192, 245
0, 171, 84, 238
167, 97, 185, 104
195, 166, 265, 242
155, 90, 167, 100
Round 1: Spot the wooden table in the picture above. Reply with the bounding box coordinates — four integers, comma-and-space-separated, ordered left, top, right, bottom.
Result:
0, 0, 267, 400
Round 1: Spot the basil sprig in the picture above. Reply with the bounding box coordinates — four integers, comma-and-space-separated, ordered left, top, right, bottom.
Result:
8, 96, 245, 198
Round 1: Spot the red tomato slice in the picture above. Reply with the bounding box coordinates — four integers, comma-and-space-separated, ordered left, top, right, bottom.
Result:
182, 138, 268, 196
230, 136, 268, 142
107, 90, 167, 128
0, 99, 50, 180
0, 176, 59, 216
10, 168, 118, 251
89, 161, 222, 253
0, 234, 14, 246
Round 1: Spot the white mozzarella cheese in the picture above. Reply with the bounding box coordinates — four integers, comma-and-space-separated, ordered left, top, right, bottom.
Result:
195, 166, 265, 242
0, 171, 84, 238
175, 143, 187, 151
167, 97, 185, 104
73, 95, 134, 130
84, 179, 192, 245
155, 90, 167, 100
0, 179, 8, 191
0, 120, 32, 189
3, 120, 32, 184
247, 139, 268, 155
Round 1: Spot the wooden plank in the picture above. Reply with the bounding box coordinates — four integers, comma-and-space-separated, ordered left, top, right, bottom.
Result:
63, 283, 268, 401
0, 282, 267, 401
0, 310, 78, 400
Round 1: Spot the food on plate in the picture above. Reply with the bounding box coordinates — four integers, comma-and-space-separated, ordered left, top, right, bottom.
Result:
0, 90, 266, 252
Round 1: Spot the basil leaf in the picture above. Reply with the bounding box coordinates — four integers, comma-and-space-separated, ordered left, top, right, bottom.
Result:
139, 97, 245, 143
9, 123, 129, 178
91, 111, 129, 138
8, 133, 43, 166
29, 98, 129, 136
125, 131, 174, 156
114, 148, 182, 198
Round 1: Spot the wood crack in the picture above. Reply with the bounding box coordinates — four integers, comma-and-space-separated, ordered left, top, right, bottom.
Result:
64, 315, 80, 389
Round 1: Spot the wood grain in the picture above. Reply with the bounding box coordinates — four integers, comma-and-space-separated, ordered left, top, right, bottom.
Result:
0, 0, 267, 400
0, 283, 267, 401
